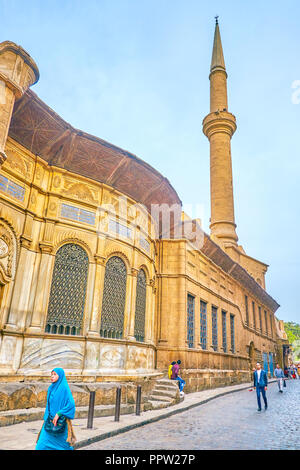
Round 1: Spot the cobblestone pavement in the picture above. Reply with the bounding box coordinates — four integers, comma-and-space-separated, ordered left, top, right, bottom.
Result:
80, 380, 300, 450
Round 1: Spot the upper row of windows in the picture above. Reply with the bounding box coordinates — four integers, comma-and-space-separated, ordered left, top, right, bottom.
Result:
187, 294, 235, 354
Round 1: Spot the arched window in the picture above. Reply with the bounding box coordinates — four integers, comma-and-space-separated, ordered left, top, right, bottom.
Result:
45, 243, 89, 335
100, 256, 127, 339
134, 269, 147, 342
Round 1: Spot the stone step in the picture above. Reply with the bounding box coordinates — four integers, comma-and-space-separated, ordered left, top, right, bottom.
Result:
155, 383, 179, 391
148, 394, 173, 403
147, 400, 171, 410
151, 389, 178, 399
156, 378, 179, 388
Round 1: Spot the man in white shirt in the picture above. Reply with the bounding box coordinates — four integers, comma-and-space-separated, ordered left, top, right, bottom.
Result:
253, 362, 268, 411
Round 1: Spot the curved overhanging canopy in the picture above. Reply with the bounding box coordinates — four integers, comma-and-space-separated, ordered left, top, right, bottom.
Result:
8, 89, 182, 213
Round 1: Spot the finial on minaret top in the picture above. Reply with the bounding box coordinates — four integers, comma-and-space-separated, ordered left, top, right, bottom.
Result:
210, 16, 226, 74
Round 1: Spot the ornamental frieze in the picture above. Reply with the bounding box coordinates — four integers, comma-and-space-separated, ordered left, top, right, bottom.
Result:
63, 180, 98, 205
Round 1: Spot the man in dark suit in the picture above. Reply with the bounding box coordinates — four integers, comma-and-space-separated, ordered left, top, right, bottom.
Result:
253, 362, 268, 411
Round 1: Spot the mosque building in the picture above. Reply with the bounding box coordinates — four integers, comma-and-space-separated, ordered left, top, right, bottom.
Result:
0, 20, 288, 391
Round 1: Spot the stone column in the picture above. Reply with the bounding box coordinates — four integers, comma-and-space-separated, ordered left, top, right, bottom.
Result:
144, 279, 155, 344
26, 244, 54, 333
125, 268, 138, 341
88, 255, 106, 338
0, 41, 39, 165
5, 238, 36, 331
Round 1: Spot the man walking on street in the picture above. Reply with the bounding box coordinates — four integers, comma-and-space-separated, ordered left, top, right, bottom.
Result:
274, 363, 284, 393
253, 362, 268, 411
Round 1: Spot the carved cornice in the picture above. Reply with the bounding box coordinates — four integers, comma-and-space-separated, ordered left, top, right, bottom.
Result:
20, 235, 32, 249
39, 241, 53, 254
0, 151, 7, 166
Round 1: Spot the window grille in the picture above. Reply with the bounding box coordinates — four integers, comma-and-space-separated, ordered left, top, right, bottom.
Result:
61, 203, 95, 225
187, 294, 195, 348
134, 269, 147, 342
212, 306, 218, 351
245, 295, 249, 325
100, 256, 127, 339
252, 301, 256, 329
230, 314, 235, 353
109, 219, 132, 239
270, 314, 273, 337
222, 310, 227, 353
0, 174, 25, 201
264, 310, 268, 335
139, 237, 150, 253
258, 306, 262, 331
200, 300, 207, 350
45, 243, 89, 335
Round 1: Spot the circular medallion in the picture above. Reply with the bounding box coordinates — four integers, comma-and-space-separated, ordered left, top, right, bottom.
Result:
0, 239, 9, 258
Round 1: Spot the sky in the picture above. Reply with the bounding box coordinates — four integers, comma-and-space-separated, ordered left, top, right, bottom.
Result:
1, 0, 300, 323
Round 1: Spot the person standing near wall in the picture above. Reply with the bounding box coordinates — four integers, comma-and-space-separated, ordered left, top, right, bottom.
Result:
274, 363, 284, 393
171, 360, 186, 397
168, 361, 176, 379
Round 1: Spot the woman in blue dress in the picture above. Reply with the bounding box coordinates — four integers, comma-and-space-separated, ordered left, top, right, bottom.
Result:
36, 368, 76, 450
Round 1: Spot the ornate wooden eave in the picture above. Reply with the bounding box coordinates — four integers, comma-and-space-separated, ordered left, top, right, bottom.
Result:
8, 89, 182, 213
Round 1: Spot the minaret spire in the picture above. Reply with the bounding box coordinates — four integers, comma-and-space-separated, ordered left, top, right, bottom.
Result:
210, 16, 226, 74
202, 19, 238, 250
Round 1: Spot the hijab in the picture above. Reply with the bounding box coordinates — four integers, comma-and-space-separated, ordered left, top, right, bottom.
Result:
44, 368, 75, 420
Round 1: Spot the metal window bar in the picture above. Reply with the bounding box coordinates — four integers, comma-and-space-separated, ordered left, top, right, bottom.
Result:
212, 306, 218, 351
134, 269, 147, 342
222, 311, 227, 353
258, 306, 262, 332
200, 301, 207, 350
45, 244, 89, 336
187, 294, 195, 348
252, 301, 256, 330
245, 295, 249, 325
230, 314, 235, 353
100, 256, 127, 338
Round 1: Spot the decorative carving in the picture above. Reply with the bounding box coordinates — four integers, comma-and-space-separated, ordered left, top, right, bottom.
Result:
94, 254, 106, 266
104, 246, 130, 269
55, 231, 92, 261
131, 268, 139, 277
5, 149, 29, 176
39, 241, 53, 254
53, 175, 61, 188
20, 235, 32, 249
64, 181, 97, 204
0, 219, 18, 282
0, 238, 8, 258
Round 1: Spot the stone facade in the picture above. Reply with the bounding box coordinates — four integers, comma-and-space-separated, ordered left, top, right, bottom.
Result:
0, 23, 288, 397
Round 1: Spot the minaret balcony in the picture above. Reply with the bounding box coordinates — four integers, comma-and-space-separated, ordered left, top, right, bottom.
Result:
202, 110, 237, 139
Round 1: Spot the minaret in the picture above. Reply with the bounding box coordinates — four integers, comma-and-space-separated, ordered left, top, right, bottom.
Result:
202, 18, 238, 249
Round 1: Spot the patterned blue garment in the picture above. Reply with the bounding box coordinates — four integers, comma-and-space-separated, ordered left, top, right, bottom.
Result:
36, 368, 76, 450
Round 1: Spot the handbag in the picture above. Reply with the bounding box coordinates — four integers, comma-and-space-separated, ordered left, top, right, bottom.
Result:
44, 392, 67, 434
45, 414, 67, 434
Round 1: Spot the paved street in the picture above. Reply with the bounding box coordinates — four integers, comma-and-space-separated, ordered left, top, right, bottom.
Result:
80, 380, 300, 450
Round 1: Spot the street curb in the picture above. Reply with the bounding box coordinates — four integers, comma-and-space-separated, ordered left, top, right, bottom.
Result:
74, 379, 276, 449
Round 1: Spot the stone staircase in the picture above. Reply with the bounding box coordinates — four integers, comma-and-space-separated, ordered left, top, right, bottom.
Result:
147, 378, 181, 409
